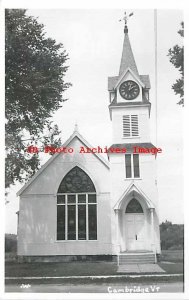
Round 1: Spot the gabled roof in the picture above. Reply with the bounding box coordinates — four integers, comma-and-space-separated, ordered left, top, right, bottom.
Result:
114, 68, 145, 90
108, 76, 119, 91
140, 75, 151, 89
119, 32, 139, 76
113, 182, 155, 210
108, 74, 150, 91
17, 129, 109, 196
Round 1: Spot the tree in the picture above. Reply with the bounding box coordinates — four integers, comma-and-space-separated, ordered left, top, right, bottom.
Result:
5, 234, 17, 253
160, 220, 184, 250
5, 9, 71, 190
168, 22, 184, 106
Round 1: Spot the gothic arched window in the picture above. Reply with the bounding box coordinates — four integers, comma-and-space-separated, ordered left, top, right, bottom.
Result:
125, 198, 143, 213
58, 166, 96, 193
57, 167, 97, 241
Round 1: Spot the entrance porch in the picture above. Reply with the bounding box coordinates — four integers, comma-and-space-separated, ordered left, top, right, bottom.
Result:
113, 184, 159, 257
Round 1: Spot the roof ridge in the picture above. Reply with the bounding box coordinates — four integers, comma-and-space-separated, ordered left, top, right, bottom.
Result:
17, 131, 109, 196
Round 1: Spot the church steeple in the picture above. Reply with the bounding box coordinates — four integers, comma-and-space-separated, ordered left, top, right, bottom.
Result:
108, 11, 151, 142
107, 13, 160, 258
119, 32, 139, 76
108, 11, 151, 106
119, 11, 139, 76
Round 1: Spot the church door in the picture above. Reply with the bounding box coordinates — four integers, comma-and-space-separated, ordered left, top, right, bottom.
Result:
125, 199, 146, 251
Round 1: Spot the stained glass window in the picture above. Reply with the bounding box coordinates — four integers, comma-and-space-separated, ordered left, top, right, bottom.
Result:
58, 166, 96, 193
57, 205, 65, 240
57, 195, 65, 204
88, 204, 97, 240
78, 205, 86, 240
68, 205, 76, 240
57, 167, 97, 241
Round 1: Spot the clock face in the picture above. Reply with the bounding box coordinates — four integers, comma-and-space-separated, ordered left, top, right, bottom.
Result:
119, 80, 140, 100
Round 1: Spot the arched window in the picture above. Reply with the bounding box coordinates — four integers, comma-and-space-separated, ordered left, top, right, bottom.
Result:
125, 198, 143, 213
57, 167, 97, 241
58, 166, 96, 193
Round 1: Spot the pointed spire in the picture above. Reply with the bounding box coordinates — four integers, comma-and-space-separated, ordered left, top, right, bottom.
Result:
119, 11, 139, 76
119, 32, 139, 76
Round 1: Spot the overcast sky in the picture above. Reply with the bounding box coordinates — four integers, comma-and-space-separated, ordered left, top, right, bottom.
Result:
5, 9, 183, 233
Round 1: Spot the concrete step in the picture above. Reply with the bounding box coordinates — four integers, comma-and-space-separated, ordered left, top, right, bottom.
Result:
119, 255, 154, 259
119, 259, 155, 266
119, 255, 155, 259
119, 258, 155, 261
119, 258, 155, 260
118, 253, 156, 265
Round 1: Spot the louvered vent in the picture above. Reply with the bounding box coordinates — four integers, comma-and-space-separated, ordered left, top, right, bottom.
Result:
123, 115, 130, 137
131, 115, 139, 136
123, 115, 139, 137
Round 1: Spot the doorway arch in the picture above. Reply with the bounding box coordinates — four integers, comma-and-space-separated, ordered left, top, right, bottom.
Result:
124, 198, 146, 251
125, 198, 143, 214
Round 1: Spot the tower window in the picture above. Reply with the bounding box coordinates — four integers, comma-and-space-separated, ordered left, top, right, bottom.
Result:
125, 154, 140, 178
123, 115, 139, 138
133, 154, 140, 177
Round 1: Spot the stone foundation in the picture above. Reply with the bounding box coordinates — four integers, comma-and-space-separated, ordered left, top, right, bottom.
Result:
17, 255, 117, 263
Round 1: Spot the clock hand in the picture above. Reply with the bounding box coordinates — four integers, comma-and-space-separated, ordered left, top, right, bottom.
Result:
128, 86, 134, 91
129, 86, 136, 91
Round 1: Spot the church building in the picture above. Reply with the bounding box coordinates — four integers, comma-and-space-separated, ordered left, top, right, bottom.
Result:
17, 15, 161, 264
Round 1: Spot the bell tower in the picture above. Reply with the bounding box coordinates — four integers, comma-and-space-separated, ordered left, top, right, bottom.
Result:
108, 12, 151, 144
108, 12, 161, 255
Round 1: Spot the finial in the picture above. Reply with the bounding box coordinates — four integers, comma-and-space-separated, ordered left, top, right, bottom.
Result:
74, 122, 78, 132
119, 11, 134, 33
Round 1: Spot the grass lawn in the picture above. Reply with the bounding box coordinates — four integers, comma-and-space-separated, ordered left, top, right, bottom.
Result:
158, 262, 184, 274
5, 261, 117, 277
5, 261, 184, 285
5, 261, 184, 277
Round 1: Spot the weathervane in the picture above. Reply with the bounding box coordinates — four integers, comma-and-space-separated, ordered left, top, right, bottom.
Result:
119, 11, 134, 33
